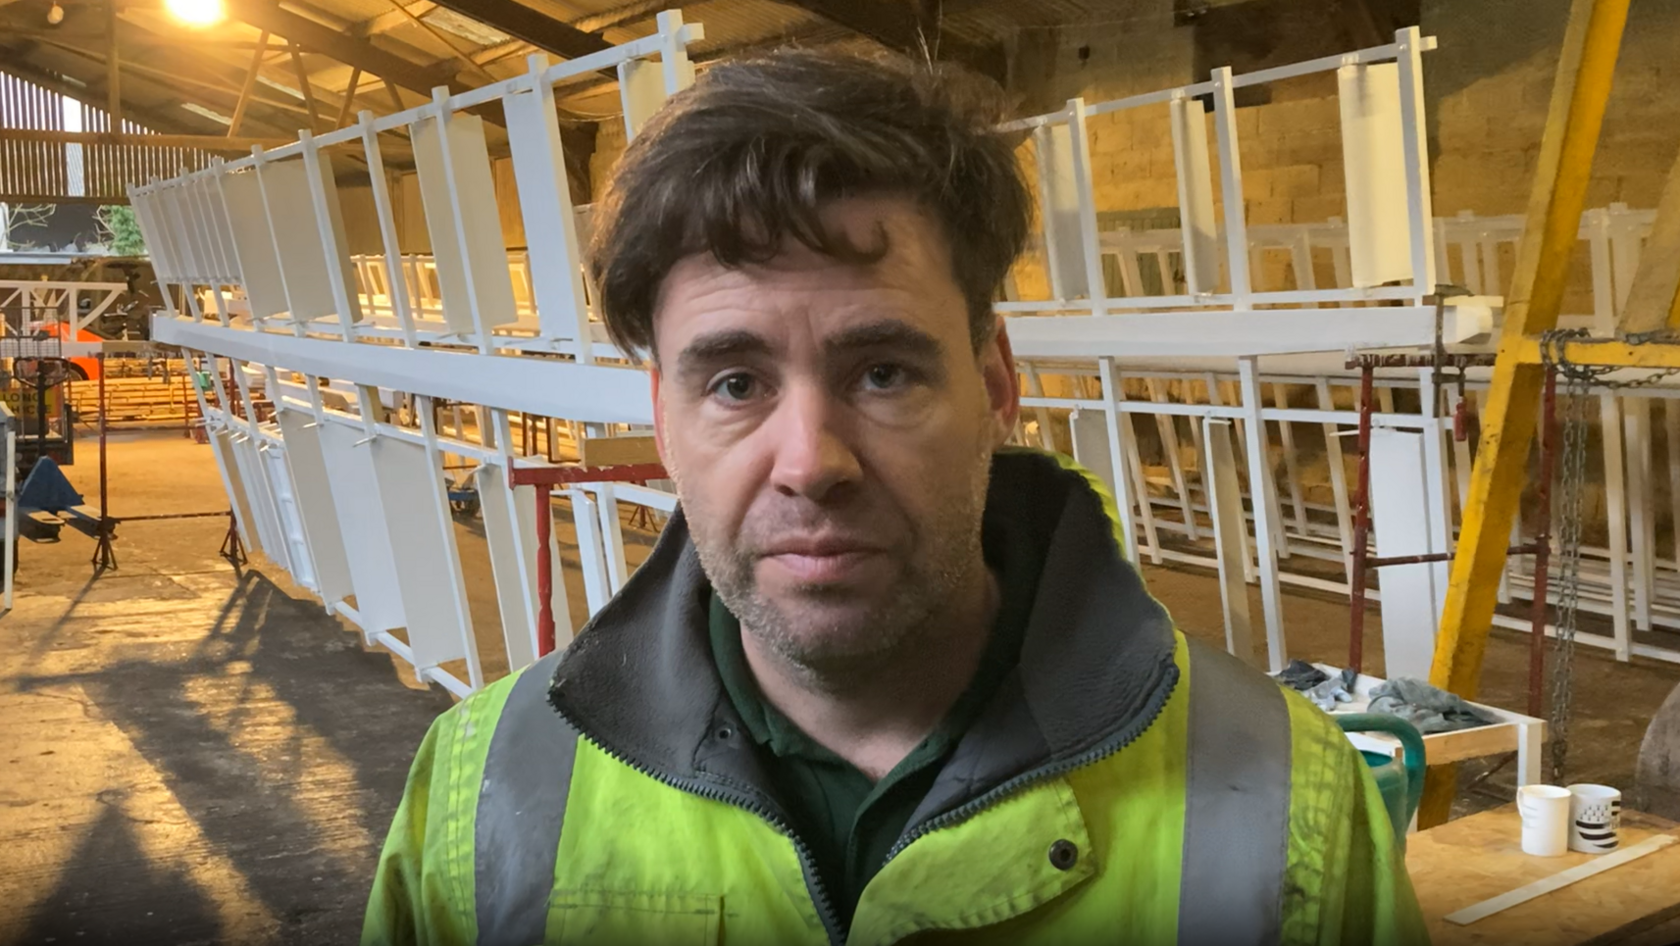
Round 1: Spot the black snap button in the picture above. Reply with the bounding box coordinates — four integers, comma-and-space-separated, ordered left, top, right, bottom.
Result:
1048, 839, 1078, 871
715, 726, 734, 741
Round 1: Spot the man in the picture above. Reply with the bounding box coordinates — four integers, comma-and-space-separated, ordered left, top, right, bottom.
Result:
365, 50, 1426, 946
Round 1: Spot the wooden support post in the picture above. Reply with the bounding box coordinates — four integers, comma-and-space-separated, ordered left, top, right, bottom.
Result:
290, 42, 321, 133
383, 0, 498, 83
229, 28, 269, 137
334, 67, 363, 129
1421, 0, 1631, 828
1617, 144, 1680, 334
105, 0, 121, 124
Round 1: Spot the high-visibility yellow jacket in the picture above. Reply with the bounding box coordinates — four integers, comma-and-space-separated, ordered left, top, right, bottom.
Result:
365, 451, 1429, 946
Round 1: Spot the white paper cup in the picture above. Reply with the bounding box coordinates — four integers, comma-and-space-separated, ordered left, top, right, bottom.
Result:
1567, 783, 1622, 854
1518, 784, 1571, 857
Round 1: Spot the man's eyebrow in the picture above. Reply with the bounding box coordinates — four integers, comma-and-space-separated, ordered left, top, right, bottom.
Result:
674, 330, 774, 376
822, 320, 944, 361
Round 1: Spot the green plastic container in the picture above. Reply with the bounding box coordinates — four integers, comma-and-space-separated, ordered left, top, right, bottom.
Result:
1335, 713, 1426, 851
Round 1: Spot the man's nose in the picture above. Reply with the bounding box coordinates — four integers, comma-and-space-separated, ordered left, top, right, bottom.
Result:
766, 384, 861, 503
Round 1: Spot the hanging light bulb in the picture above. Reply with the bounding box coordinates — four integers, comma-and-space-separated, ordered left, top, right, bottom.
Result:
164, 0, 225, 27
46, 2, 64, 25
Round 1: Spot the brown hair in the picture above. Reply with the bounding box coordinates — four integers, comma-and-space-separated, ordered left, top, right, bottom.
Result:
587, 48, 1031, 360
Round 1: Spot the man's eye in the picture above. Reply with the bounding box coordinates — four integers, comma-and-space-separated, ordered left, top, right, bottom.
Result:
863, 364, 906, 390
711, 373, 758, 402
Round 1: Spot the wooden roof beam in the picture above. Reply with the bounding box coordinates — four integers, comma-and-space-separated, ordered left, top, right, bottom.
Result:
22, 33, 314, 134
102, 11, 385, 137
0, 47, 225, 138
572, 0, 688, 34
223, 0, 471, 99
0, 127, 413, 157
771, 0, 1005, 81
357, 1, 438, 38
422, 0, 611, 60
0, 27, 286, 49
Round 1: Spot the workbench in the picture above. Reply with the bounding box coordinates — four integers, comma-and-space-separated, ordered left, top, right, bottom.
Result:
1408, 805, 1680, 945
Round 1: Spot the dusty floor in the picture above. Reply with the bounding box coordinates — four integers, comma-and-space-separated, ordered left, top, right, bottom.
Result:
1, 431, 1677, 944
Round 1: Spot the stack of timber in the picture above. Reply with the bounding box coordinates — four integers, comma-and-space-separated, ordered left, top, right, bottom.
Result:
67, 376, 195, 430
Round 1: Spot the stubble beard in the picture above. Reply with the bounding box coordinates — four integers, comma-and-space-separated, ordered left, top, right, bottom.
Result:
683, 455, 995, 687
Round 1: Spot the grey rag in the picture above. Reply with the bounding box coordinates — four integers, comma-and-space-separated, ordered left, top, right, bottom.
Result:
1367, 677, 1497, 734
1272, 659, 1330, 691
1304, 666, 1359, 712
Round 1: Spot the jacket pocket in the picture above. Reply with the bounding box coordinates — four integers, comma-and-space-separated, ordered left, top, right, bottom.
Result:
547, 889, 720, 946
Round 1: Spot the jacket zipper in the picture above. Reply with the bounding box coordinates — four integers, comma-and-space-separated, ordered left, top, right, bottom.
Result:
550, 658, 1177, 945
548, 700, 849, 946
883, 660, 1179, 865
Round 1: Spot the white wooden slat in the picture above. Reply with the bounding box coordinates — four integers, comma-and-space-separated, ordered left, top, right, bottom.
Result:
477, 465, 539, 669
1169, 95, 1221, 295
617, 56, 666, 141
369, 436, 471, 669
570, 488, 614, 617
275, 408, 354, 603
319, 421, 407, 634
1445, 835, 1676, 926
1338, 62, 1413, 287
1036, 121, 1090, 300
1369, 428, 1441, 680
503, 80, 593, 351
258, 155, 364, 324
231, 434, 290, 574
219, 170, 290, 319
1237, 357, 1286, 671
261, 443, 316, 590
211, 428, 256, 549
411, 112, 517, 336
160, 184, 208, 283
1204, 418, 1257, 666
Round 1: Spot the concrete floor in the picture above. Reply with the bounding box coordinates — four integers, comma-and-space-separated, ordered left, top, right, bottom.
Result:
1, 431, 1677, 943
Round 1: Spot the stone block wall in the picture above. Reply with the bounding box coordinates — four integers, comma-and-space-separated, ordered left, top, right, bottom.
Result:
1002, 0, 1680, 234
576, 0, 1680, 305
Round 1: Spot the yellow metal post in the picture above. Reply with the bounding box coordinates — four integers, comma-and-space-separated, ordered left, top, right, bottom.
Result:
1420, 0, 1631, 827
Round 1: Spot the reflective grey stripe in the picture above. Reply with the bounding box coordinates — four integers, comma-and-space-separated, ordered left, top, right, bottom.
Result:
1178, 643, 1292, 946
475, 658, 577, 946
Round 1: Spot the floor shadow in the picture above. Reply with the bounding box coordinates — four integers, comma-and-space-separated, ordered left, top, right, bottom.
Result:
15, 804, 223, 946
11, 568, 454, 944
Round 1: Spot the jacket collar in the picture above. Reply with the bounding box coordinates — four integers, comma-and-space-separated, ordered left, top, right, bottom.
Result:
548, 450, 1178, 821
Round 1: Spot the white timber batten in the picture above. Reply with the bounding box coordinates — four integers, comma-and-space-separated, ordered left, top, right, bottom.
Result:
152, 317, 654, 425
1005, 303, 1496, 360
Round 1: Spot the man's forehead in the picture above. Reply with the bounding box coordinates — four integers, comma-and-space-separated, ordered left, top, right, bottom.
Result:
650, 199, 963, 356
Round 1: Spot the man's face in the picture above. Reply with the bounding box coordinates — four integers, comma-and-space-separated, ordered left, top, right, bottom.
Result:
649, 196, 1019, 672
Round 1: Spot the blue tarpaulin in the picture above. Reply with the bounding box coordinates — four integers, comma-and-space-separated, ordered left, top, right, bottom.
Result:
18, 457, 84, 514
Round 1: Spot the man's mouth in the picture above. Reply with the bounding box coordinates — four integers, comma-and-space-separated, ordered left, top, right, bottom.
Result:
759, 537, 886, 584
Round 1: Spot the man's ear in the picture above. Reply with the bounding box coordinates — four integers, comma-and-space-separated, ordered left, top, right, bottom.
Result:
650, 366, 668, 468
980, 316, 1020, 447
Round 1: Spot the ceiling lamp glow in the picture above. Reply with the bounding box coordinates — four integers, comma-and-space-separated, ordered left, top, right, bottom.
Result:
165, 0, 225, 27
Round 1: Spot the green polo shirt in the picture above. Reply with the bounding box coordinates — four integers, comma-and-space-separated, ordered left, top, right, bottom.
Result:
707, 509, 1042, 928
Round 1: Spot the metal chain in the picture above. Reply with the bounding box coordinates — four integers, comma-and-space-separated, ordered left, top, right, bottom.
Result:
1541, 328, 1680, 391
1534, 327, 1680, 781
1548, 368, 1589, 783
